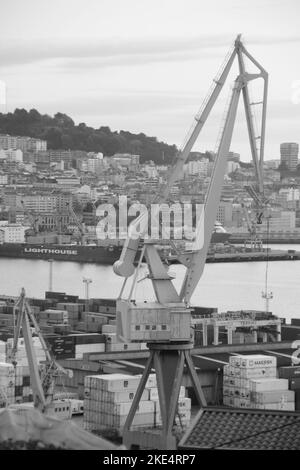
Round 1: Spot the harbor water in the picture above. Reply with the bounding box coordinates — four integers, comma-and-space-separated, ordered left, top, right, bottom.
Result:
0, 244, 299, 323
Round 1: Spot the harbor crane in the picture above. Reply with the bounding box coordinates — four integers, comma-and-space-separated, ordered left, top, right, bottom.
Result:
113, 35, 269, 449
21, 200, 41, 235
66, 202, 87, 245
8, 288, 71, 413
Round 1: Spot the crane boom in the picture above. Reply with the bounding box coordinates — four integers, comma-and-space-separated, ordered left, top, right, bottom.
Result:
178, 75, 243, 303
113, 36, 240, 279
159, 40, 239, 200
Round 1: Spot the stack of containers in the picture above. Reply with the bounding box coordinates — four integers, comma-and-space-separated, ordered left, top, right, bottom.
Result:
92, 298, 116, 315
68, 333, 106, 359
83, 374, 154, 433
150, 385, 191, 427
82, 312, 108, 333
14, 365, 32, 403
56, 302, 85, 328
223, 354, 295, 410
250, 377, 294, 410
83, 373, 191, 435
0, 363, 15, 406
45, 335, 76, 360
278, 366, 300, 411
39, 309, 69, 325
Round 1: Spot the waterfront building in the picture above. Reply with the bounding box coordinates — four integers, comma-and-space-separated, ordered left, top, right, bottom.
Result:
280, 142, 299, 171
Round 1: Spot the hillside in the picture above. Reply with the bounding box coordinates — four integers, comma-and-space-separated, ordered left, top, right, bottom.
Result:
0, 109, 178, 164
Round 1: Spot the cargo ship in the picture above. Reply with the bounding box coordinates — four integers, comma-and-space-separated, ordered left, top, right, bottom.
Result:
0, 242, 124, 264
0, 222, 229, 264
211, 221, 231, 243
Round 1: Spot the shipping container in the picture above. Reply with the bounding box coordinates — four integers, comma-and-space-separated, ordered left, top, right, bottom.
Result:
250, 390, 295, 404
85, 374, 141, 392
278, 366, 300, 380
289, 377, 300, 390
231, 354, 277, 369
250, 378, 289, 392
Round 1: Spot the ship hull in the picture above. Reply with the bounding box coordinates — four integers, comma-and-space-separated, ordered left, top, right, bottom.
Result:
0, 243, 124, 264
211, 232, 231, 243
0, 231, 230, 265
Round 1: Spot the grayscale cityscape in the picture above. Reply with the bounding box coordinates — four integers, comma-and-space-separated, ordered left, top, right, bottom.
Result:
0, 0, 299, 455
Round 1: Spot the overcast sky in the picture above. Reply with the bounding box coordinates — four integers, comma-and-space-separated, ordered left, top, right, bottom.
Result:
0, 0, 299, 161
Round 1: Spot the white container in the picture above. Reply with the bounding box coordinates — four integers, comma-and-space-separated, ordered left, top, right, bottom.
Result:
153, 397, 191, 413
107, 400, 155, 416
104, 389, 150, 403
250, 378, 289, 392
228, 377, 241, 387
254, 402, 295, 411
223, 396, 230, 406
102, 324, 116, 334
239, 387, 250, 399
75, 343, 105, 354
85, 374, 141, 392
137, 374, 156, 389
149, 385, 185, 401
156, 409, 191, 424
251, 390, 295, 404
233, 355, 277, 369
223, 385, 232, 397
239, 367, 277, 379
224, 365, 240, 377
0, 363, 14, 376
233, 397, 251, 408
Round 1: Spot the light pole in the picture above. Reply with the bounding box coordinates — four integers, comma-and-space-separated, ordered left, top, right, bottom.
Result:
83, 277, 92, 312
48, 259, 54, 292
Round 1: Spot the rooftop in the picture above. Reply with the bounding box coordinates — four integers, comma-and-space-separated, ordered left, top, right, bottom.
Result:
179, 407, 300, 450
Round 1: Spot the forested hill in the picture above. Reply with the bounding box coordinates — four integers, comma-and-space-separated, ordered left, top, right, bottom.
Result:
0, 109, 178, 164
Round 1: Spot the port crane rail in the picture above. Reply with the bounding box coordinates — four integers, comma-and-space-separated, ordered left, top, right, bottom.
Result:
8, 288, 70, 413
113, 35, 269, 449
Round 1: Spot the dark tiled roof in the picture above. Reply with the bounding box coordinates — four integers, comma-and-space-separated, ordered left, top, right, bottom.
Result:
179, 407, 300, 450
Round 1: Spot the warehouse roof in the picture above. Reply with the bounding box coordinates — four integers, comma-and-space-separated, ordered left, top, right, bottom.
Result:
179, 407, 300, 450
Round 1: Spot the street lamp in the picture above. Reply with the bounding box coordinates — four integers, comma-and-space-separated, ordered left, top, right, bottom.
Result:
83, 277, 93, 312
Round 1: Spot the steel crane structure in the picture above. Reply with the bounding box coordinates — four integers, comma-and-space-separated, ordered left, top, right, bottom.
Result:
21, 200, 41, 235
66, 201, 87, 245
8, 288, 70, 413
113, 35, 269, 449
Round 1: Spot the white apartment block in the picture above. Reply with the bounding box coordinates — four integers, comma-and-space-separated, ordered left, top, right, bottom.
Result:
261, 210, 296, 231
0, 148, 23, 162
227, 161, 240, 174
0, 174, 8, 185
0, 223, 26, 243
55, 177, 81, 188
184, 159, 209, 177
22, 194, 57, 213
143, 165, 158, 178
0, 134, 47, 152
216, 202, 233, 226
